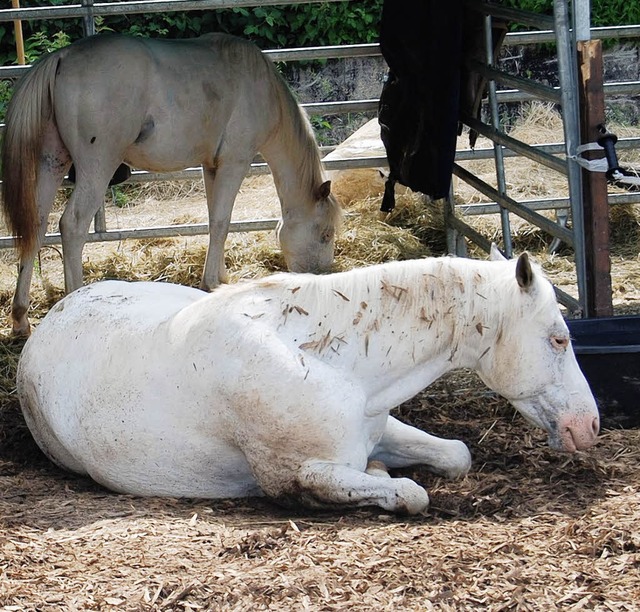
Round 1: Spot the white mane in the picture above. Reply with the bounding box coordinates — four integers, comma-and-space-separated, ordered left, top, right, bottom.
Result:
203, 256, 544, 368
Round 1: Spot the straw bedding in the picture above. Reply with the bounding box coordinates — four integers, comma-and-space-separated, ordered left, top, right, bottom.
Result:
0, 105, 639, 610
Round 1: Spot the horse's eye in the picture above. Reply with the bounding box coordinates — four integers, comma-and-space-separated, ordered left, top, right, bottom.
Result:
320, 229, 334, 244
550, 335, 569, 351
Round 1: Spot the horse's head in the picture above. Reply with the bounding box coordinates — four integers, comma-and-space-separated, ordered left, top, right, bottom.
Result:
277, 180, 342, 274
476, 249, 599, 453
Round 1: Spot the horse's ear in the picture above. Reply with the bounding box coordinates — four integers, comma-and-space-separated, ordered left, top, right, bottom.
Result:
315, 180, 332, 200
516, 252, 534, 290
489, 243, 506, 261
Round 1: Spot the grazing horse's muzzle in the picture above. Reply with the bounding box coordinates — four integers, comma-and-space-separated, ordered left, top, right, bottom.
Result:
280, 238, 335, 276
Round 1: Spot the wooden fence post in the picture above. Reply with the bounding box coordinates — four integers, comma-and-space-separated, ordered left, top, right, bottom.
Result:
11, 0, 25, 65
578, 39, 613, 317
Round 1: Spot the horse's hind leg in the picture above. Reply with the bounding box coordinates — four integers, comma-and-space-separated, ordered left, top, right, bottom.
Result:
370, 415, 472, 479
59, 163, 117, 293
11, 125, 70, 336
200, 158, 251, 291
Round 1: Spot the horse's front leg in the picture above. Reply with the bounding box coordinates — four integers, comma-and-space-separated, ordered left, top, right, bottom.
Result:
370, 415, 472, 479
200, 160, 251, 291
293, 460, 430, 515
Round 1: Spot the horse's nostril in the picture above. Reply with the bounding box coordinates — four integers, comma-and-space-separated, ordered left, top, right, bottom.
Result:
591, 416, 600, 436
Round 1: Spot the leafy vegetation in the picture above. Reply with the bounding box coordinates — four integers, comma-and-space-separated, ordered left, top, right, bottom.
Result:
2, 0, 637, 68
0, 1, 383, 66
500, 0, 640, 27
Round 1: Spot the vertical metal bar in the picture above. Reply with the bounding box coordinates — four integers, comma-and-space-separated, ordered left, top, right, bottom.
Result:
81, 0, 96, 36
554, 0, 587, 315
573, 0, 591, 42
445, 183, 458, 255
484, 14, 513, 258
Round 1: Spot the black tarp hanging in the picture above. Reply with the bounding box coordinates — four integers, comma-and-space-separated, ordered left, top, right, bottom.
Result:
378, 0, 464, 212
378, 0, 507, 212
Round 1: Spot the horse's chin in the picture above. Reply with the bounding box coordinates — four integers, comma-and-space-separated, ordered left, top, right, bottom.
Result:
546, 432, 577, 454
287, 258, 333, 275
510, 399, 577, 453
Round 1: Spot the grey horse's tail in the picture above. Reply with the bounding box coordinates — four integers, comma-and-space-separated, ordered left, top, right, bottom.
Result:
1, 51, 63, 258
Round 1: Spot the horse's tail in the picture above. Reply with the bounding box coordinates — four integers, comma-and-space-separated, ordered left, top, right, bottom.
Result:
1, 51, 63, 258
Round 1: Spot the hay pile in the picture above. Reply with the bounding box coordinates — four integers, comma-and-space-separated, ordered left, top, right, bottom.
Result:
0, 103, 639, 610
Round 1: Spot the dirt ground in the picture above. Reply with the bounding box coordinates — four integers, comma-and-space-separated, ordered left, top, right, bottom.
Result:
1, 117, 640, 609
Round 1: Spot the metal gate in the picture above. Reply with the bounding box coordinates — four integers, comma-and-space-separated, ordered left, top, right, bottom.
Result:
1, 0, 637, 316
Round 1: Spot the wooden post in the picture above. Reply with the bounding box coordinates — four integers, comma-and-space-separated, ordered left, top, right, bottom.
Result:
11, 0, 25, 65
578, 39, 613, 317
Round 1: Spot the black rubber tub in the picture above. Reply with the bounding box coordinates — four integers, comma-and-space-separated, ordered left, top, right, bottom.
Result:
567, 315, 640, 429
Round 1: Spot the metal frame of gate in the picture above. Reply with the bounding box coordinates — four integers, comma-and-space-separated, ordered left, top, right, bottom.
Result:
0, 0, 638, 316
450, 0, 589, 315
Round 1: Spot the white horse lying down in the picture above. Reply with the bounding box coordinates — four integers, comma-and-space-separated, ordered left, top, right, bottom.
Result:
17, 250, 599, 514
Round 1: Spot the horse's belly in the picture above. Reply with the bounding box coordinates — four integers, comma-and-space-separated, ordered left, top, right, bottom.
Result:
123, 107, 226, 172
81, 432, 261, 499
123, 142, 207, 173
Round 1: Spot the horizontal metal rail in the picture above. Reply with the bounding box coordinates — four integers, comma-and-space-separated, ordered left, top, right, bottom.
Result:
496, 81, 640, 103
266, 43, 381, 62
0, 218, 281, 250
460, 191, 640, 215
459, 197, 570, 216
0, 0, 347, 22
0, 43, 384, 80
302, 99, 378, 115
463, 116, 568, 175
505, 24, 640, 46
11, 189, 637, 254
4, 133, 638, 189
118, 154, 390, 184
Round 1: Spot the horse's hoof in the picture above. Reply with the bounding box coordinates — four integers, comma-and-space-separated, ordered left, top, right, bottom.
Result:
11, 318, 31, 338
366, 459, 391, 479
395, 478, 430, 515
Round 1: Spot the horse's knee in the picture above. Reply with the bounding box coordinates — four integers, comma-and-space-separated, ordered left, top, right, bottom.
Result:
440, 440, 472, 479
